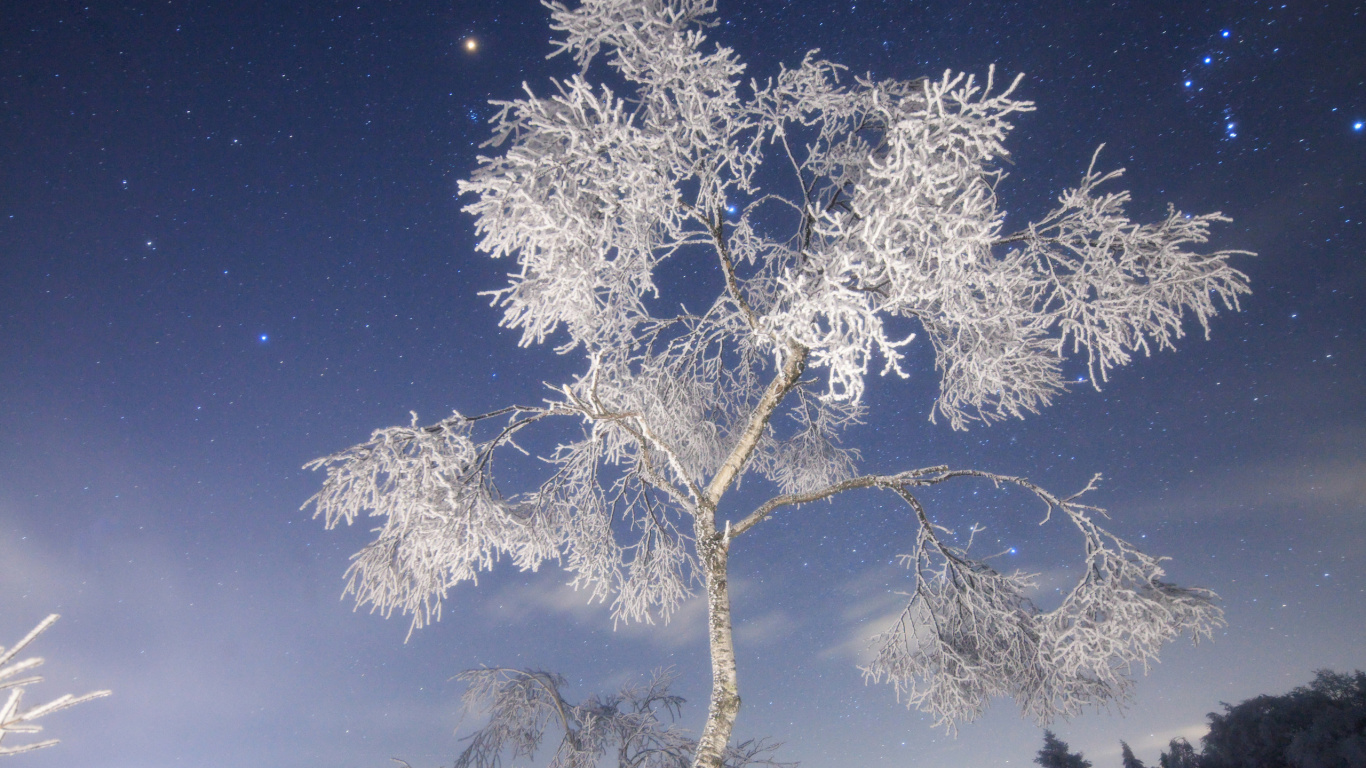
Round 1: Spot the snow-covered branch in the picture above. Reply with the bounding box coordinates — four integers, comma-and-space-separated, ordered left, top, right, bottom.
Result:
451, 667, 789, 768
994, 146, 1251, 391
856, 474, 1222, 729
730, 465, 1221, 727
0, 615, 109, 756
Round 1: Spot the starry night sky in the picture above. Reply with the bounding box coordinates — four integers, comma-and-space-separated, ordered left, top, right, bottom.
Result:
1, 1, 1363, 766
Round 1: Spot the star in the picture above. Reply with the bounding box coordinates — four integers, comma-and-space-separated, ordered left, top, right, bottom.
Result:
464, 38, 478, 53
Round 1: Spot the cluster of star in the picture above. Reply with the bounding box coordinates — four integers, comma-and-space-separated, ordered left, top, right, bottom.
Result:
1181, 28, 1241, 141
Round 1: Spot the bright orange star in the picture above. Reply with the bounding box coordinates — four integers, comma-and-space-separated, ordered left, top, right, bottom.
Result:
464, 38, 478, 53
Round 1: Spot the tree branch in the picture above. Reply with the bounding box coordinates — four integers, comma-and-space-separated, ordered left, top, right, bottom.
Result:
731, 466, 1099, 538
558, 368, 705, 508
707, 214, 763, 333
702, 343, 809, 515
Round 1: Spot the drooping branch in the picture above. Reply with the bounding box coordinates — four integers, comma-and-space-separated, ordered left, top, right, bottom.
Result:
304, 406, 597, 634
305, 381, 717, 632
756, 467, 1220, 728
730, 465, 1222, 727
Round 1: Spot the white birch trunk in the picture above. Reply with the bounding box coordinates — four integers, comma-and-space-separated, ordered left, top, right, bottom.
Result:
691, 530, 740, 768
691, 345, 808, 768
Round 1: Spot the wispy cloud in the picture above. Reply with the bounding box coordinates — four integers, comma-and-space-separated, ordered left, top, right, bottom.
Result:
816, 565, 913, 666
480, 571, 719, 650
1127, 454, 1366, 522
820, 607, 903, 666
734, 609, 797, 647
1087, 721, 1208, 763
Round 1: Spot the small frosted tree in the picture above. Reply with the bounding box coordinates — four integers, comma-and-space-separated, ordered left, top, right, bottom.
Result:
446, 667, 787, 768
304, 0, 1249, 765
0, 615, 110, 756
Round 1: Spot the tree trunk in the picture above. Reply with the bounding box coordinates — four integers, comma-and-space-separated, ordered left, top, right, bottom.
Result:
691, 344, 807, 768
692, 530, 740, 768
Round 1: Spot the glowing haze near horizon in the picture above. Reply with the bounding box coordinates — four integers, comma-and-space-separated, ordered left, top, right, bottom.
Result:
1, 1, 1362, 766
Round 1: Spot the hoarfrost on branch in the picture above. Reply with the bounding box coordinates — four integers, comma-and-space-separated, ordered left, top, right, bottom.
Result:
305, 0, 1248, 763
0, 614, 110, 756
447, 667, 787, 768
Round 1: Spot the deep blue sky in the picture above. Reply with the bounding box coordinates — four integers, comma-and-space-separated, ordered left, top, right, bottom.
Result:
1, 1, 1362, 766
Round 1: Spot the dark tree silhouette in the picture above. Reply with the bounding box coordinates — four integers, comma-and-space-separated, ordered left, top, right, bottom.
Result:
1200, 670, 1366, 768
1035, 730, 1092, 768
1121, 740, 1148, 768
1279, 671, 1366, 768
1054, 670, 1366, 768
1158, 739, 1199, 768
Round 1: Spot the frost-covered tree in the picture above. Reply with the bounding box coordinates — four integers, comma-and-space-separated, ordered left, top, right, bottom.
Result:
0, 614, 109, 756
304, 0, 1248, 765
447, 667, 787, 768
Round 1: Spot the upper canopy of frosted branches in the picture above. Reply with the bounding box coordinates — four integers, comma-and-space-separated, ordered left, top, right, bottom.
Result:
460, 0, 1249, 426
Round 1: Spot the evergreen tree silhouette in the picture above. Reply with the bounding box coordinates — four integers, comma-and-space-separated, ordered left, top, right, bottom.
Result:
1035, 730, 1092, 768
1121, 741, 1147, 768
